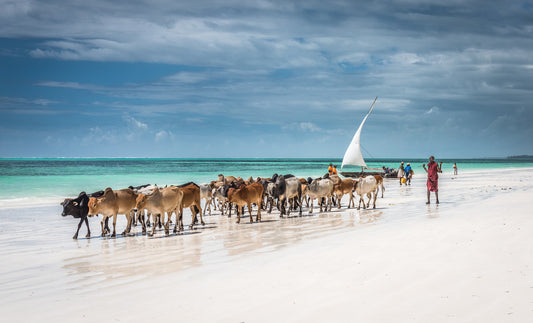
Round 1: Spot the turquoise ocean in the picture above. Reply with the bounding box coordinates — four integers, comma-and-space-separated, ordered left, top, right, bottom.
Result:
1, 158, 533, 202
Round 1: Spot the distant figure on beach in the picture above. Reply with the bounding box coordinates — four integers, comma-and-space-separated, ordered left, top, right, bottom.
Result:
328, 163, 333, 175
453, 163, 458, 175
423, 156, 443, 204
398, 162, 405, 185
404, 163, 412, 185
332, 165, 338, 175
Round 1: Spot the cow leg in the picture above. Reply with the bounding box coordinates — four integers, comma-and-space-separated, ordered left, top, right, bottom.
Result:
110, 214, 117, 237
257, 200, 262, 222
122, 211, 133, 236
247, 203, 253, 223
308, 198, 314, 215
190, 207, 198, 230
149, 213, 157, 236
197, 204, 205, 225
373, 191, 377, 208
279, 198, 286, 217
141, 212, 146, 235
84, 217, 91, 238
381, 185, 385, 198
73, 217, 84, 239
337, 194, 342, 209
100, 216, 107, 236
236, 205, 241, 224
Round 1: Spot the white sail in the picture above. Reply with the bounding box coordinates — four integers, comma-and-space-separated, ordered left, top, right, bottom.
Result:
341, 97, 377, 170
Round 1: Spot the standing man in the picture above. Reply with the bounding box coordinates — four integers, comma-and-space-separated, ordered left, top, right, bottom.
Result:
423, 156, 443, 204
404, 163, 412, 185
328, 163, 333, 175
332, 165, 338, 175
453, 163, 458, 175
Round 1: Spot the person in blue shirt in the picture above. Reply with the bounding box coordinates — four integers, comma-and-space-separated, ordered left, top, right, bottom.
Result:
404, 163, 412, 185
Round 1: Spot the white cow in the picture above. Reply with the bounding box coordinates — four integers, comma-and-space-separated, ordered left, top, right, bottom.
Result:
353, 176, 379, 210
307, 178, 334, 214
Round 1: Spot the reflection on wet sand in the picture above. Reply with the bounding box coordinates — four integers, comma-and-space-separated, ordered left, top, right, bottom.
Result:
61, 205, 386, 288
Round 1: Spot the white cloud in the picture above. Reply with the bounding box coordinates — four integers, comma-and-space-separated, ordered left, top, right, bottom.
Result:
155, 130, 174, 142
299, 122, 321, 132
123, 115, 148, 130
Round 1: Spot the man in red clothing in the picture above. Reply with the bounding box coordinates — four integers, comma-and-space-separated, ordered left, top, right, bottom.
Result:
422, 156, 443, 204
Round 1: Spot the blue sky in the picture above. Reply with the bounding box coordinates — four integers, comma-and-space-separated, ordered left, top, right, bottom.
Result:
1, 0, 532, 158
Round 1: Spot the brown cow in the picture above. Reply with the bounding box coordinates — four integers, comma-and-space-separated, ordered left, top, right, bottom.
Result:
333, 178, 355, 208
87, 187, 137, 237
218, 174, 237, 185
228, 183, 264, 224
174, 183, 203, 233
134, 186, 183, 236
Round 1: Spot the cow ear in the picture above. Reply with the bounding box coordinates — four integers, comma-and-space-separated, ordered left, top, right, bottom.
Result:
73, 201, 78, 206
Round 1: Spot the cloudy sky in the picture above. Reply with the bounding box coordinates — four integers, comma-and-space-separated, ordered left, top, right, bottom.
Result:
1, 0, 532, 158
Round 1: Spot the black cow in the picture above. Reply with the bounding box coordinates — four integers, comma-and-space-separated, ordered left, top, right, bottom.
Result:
60, 190, 106, 239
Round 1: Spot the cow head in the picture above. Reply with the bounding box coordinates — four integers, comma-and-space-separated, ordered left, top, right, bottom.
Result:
134, 193, 148, 213
60, 198, 77, 217
87, 197, 101, 216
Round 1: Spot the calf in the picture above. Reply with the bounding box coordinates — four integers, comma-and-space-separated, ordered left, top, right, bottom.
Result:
228, 183, 264, 224
87, 187, 137, 237
60, 190, 104, 239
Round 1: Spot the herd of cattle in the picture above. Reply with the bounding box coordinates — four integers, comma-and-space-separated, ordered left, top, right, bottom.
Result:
60, 173, 385, 239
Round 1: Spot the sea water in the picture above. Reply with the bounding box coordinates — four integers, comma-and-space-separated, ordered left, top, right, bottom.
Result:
1, 158, 532, 204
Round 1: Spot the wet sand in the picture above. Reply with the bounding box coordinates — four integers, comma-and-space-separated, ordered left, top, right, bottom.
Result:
0, 168, 532, 322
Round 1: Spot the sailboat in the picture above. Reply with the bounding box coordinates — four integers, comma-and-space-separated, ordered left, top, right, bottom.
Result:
340, 97, 386, 178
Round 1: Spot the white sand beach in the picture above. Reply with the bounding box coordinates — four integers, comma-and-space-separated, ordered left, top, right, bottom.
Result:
0, 168, 532, 322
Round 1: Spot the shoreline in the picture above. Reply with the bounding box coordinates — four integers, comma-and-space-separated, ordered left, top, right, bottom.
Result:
1, 166, 532, 210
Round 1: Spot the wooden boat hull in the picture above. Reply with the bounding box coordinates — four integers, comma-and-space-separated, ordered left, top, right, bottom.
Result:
340, 171, 398, 178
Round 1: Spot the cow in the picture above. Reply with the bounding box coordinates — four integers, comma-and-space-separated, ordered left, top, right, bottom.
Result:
60, 190, 105, 239
227, 183, 264, 224
213, 184, 230, 215
173, 183, 203, 233
199, 183, 214, 216
134, 186, 183, 236
333, 178, 356, 208
306, 177, 334, 214
276, 176, 302, 217
218, 174, 237, 185
87, 187, 137, 237
373, 175, 385, 198
353, 176, 379, 210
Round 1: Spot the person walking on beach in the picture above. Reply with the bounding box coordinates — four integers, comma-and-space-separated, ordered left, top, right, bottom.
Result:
398, 162, 405, 185
423, 156, 443, 204
328, 163, 333, 175
404, 163, 412, 185
453, 163, 458, 175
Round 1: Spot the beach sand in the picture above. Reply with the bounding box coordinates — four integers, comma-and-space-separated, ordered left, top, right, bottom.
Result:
0, 168, 532, 322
